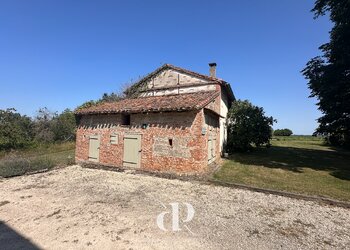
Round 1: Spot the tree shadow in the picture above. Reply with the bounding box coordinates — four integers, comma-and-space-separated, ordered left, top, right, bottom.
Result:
0, 221, 41, 250
229, 146, 350, 180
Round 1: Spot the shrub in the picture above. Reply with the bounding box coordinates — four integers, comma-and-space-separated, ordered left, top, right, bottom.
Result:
0, 153, 55, 178
29, 157, 55, 172
274, 128, 293, 136
0, 154, 30, 177
226, 100, 275, 152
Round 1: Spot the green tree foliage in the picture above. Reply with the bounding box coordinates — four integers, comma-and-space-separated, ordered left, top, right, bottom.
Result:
302, 0, 350, 147
226, 100, 275, 152
33, 108, 77, 143
76, 100, 98, 110
274, 128, 293, 136
0, 108, 34, 150
52, 109, 76, 141
0, 107, 77, 151
76, 82, 139, 111
100, 92, 124, 102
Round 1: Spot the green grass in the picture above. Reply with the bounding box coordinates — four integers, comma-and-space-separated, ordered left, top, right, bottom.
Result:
0, 142, 75, 178
214, 136, 350, 202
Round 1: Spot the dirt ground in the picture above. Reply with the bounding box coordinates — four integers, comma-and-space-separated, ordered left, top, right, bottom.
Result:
0, 165, 349, 250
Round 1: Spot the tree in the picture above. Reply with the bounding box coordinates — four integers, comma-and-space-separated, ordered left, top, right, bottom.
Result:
76, 91, 125, 110
0, 107, 77, 150
100, 92, 124, 102
274, 128, 293, 136
0, 108, 34, 150
76, 81, 140, 111
76, 100, 98, 110
52, 109, 76, 141
226, 100, 276, 152
33, 107, 56, 143
302, 0, 350, 147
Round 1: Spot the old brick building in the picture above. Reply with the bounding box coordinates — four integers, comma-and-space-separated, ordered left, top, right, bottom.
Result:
75, 63, 234, 173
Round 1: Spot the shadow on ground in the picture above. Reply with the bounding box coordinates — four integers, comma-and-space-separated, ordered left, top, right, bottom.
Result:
229, 146, 350, 180
0, 221, 40, 250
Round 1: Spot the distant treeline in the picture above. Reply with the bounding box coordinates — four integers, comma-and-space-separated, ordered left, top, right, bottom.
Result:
0, 108, 76, 150
273, 128, 293, 136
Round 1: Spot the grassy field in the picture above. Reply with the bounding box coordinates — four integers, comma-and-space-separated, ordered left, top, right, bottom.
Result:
0, 142, 75, 178
214, 136, 350, 202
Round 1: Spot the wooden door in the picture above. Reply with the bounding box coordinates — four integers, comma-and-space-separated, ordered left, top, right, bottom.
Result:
208, 136, 216, 164
88, 135, 100, 162
123, 134, 141, 168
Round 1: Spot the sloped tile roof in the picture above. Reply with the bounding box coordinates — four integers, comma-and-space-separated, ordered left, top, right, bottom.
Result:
75, 91, 220, 115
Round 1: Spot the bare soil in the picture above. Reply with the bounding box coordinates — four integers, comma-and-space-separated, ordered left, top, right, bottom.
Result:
0, 165, 349, 249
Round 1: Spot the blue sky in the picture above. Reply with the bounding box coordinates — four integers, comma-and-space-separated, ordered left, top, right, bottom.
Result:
0, 0, 331, 134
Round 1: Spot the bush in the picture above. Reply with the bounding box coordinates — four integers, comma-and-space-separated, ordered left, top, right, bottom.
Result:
29, 157, 55, 172
226, 100, 275, 152
0, 153, 55, 178
0, 155, 30, 177
274, 128, 293, 136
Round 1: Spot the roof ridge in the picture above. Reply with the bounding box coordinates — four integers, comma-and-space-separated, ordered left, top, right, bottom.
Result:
164, 63, 226, 83
131, 63, 225, 89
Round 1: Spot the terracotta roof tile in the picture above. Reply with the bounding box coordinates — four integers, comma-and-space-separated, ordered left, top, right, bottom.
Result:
75, 91, 220, 115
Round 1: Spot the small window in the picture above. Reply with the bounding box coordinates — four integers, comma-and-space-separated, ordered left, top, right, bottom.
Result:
110, 134, 118, 144
121, 114, 130, 125
168, 138, 173, 147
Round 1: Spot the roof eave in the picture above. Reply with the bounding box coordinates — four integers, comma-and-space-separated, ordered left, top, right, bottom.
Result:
75, 107, 199, 116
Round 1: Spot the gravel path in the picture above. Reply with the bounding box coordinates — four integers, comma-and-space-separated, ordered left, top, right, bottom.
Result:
0, 165, 349, 249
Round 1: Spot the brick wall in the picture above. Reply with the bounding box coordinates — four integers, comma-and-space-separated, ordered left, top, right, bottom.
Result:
75, 110, 210, 173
